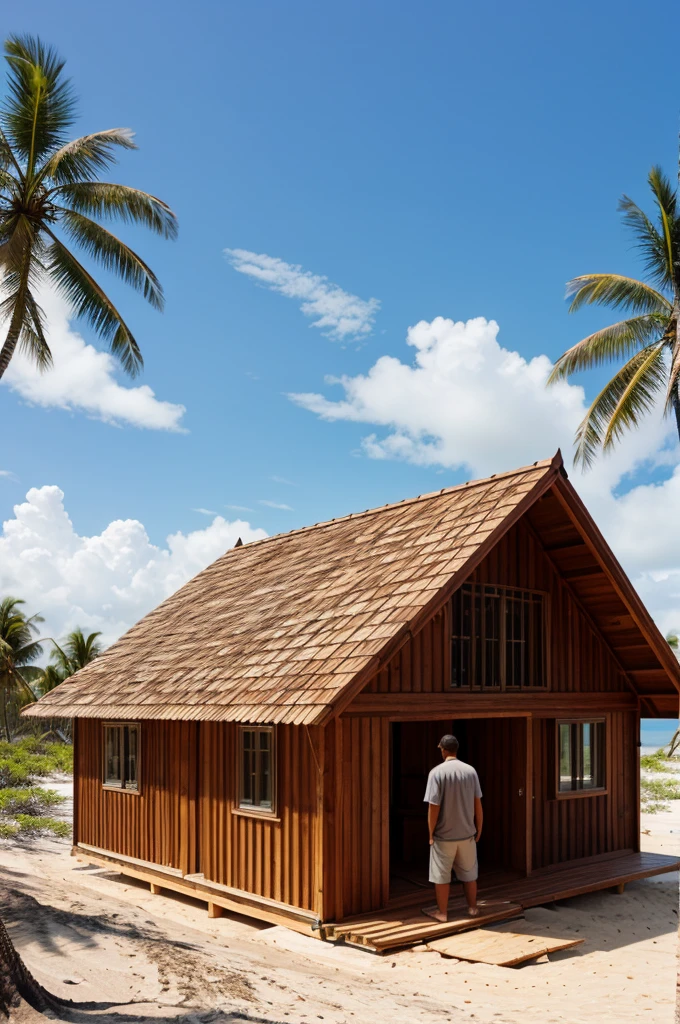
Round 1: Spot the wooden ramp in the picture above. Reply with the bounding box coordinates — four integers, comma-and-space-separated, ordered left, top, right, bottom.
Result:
427, 928, 584, 966
325, 850, 679, 953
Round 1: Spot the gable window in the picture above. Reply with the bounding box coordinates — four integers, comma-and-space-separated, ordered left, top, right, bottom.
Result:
239, 726, 275, 813
557, 720, 606, 794
103, 723, 139, 791
451, 583, 547, 690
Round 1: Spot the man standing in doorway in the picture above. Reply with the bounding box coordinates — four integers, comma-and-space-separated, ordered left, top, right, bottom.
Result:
423, 734, 483, 922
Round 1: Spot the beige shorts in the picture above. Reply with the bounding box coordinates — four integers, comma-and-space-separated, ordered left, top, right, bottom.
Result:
429, 837, 478, 883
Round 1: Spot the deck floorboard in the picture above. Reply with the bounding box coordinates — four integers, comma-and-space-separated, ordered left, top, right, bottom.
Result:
325, 851, 679, 952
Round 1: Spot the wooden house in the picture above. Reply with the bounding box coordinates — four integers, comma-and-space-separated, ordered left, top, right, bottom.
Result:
24, 453, 680, 950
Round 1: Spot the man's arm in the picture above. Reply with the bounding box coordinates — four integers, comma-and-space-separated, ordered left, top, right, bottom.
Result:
427, 803, 440, 845
474, 796, 483, 842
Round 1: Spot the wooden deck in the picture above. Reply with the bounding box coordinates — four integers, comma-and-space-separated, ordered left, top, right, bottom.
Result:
324, 850, 679, 952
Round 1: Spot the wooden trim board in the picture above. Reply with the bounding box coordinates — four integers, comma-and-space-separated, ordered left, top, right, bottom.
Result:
73, 844, 321, 936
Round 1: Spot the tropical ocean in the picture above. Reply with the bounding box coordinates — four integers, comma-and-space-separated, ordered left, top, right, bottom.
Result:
641, 717, 678, 753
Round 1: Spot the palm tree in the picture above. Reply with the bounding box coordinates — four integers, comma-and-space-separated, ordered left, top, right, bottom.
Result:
548, 165, 680, 467
0, 34, 177, 380
39, 628, 102, 694
0, 597, 43, 741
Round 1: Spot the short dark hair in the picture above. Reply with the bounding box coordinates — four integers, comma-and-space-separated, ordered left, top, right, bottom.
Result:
439, 734, 459, 753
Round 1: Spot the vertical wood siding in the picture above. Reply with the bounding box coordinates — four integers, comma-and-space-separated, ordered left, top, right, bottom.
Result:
531, 711, 638, 869
328, 717, 389, 919
364, 518, 629, 695
198, 722, 322, 913
75, 719, 198, 874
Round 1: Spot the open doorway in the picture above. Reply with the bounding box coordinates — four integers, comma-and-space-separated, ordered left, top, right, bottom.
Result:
389, 717, 528, 900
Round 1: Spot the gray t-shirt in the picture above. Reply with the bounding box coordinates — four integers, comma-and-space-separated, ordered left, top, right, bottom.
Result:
424, 758, 482, 841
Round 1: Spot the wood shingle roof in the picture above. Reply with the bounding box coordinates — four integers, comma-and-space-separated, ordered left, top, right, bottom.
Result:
24, 455, 562, 725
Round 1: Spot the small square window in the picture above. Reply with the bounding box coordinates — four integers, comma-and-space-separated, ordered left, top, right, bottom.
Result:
557, 720, 606, 793
239, 726, 275, 812
103, 723, 140, 791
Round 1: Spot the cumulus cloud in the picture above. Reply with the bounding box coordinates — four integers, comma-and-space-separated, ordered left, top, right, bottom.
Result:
291, 313, 680, 634
225, 249, 379, 341
2, 289, 186, 431
290, 316, 590, 476
0, 486, 267, 648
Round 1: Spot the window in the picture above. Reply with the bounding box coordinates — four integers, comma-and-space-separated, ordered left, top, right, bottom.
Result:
239, 726, 275, 813
103, 723, 139, 791
557, 720, 606, 794
451, 584, 547, 690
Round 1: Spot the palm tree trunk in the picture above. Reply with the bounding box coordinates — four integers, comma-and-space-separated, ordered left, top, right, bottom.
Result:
2, 690, 11, 744
0, 911, 65, 1017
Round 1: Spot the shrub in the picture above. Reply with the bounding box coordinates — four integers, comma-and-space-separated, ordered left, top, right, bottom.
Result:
13, 815, 71, 838
640, 777, 680, 801
0, 787, 64, 816
640, 748, 670, 772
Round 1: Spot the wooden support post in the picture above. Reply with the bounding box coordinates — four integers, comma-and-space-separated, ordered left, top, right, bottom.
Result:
150, 883, 162, 895
614, 882, 625, 895
208, 902, 223, 919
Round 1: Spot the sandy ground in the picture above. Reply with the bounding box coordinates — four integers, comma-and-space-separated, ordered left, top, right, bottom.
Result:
2, 780, 678, 1024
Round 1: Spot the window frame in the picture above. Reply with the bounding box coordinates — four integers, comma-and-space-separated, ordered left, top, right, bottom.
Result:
102, 722, 141, 794
555, 718, 607, 799
450, 582, 550, 691
237, 725, 278, 818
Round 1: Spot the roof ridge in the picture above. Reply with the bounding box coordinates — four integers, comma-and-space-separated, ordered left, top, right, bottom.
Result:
230, 453, 561, 555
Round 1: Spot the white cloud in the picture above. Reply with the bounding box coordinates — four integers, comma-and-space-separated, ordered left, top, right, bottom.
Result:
291, 313, 680, 636
225, 504, 253, 512
2, 289, 186, 432
0, 471, 14, 478
192, 507, 218, 516
258, 499, 294, 511
0, 486, 267, 649
225, 249, 379, 341
271, 475, 294, 485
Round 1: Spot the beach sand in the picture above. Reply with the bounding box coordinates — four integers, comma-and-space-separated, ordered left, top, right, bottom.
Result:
2, 779, 678, 1024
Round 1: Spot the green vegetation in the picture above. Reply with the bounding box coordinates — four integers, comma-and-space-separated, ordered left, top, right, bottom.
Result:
548, 165, 680, 467
0, 738, 72, 787
640, 748, 671, 771
37, 629, 103, 695
0, 738, 71, 841
13, 815, 70, 838
0, 597, 44, 740
0, 34, 177, 381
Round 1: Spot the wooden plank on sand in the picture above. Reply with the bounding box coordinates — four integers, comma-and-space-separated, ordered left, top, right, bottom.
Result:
427, 929, 584, 966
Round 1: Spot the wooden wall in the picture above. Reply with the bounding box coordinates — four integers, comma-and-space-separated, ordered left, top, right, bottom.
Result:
363, 517, 630, 696
75, 719, 198, 874
532, 711, 638, 868
199, 722, 322, 914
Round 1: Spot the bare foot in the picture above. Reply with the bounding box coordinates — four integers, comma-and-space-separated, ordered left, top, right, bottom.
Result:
422, 908, 448, 922
467, 906, 480, 917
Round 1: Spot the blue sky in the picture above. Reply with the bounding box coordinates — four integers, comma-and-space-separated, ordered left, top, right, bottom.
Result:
1, 1, 680, 733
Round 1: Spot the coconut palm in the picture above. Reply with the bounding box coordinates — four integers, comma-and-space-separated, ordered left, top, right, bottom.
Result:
0, 597, 43, 740
548, 165, 680, 467
40, 628, 102, 694
0, 34, 177, 380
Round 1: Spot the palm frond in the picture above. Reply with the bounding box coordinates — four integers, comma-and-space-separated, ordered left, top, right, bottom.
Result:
664, 319, 680, 417
618, 195, 670, 289
37, 128, 136, 186
574, 344, 666, 467
18, 290, 52, 370
1, 35, 75, 168
53, 181, 177, 239
566, 274, 671, 314
45, 230, 143, 375
57, 209, 164, 309
547, 314, 667, 383
646, 166, 677, 284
